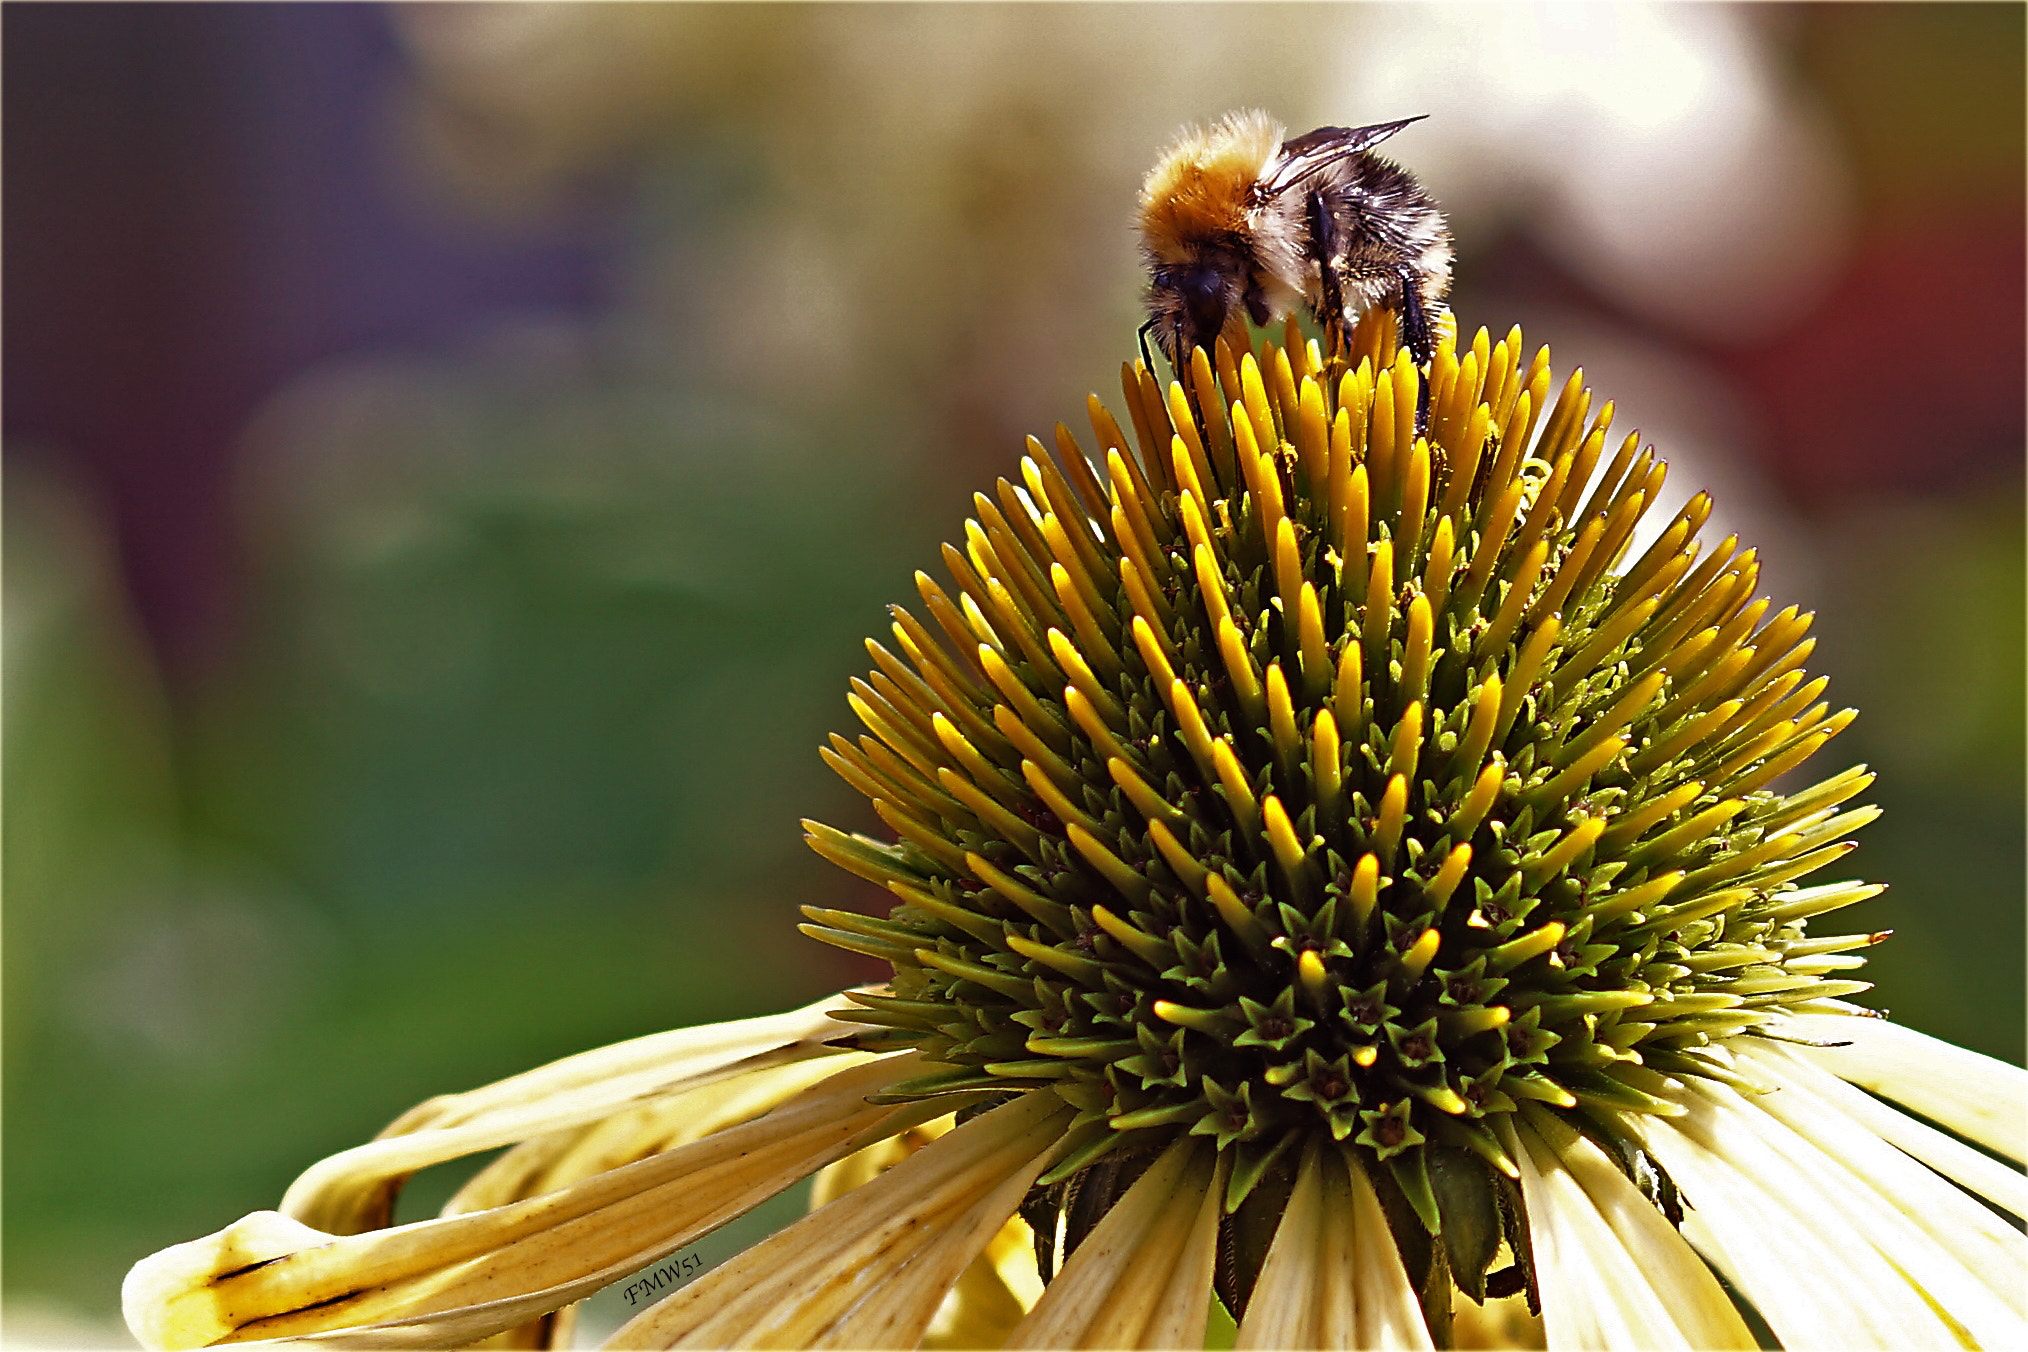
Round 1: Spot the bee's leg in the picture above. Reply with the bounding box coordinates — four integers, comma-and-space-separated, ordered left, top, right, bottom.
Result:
1397, 265, 1435, 435
1307, 189, 1349, 360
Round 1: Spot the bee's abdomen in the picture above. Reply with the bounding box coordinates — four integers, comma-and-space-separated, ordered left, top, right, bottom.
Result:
1314, 157, 1453, 303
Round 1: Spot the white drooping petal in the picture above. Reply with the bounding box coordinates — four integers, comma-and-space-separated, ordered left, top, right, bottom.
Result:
1750, 1037, 2028, 1218
1002, 1136, 1225, 1349
1543, 1111, 1757, 1349
1310, 1150, 1359, 1350
1737, 1041, 2028, 1315
1502, 1114, 1753, 1350
123, 1053, 921, 1350
1345, 1149, 1435, 1350
1235, 1142, 1434, 1351
1698, 1075, 2023, 1346
606, 1089, 1073, 1350
1638, 1078, 2001, 1348
1235, 1144, 1328, 1351
1780, 1010, 2028, 1163
283, 994, 862, 1234
1513, 1123, 1670, 1350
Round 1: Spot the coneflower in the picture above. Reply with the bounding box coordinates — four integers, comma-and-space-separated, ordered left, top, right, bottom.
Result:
125, 314, 2026, 1350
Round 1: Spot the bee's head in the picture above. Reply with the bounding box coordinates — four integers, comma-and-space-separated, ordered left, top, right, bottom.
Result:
1148, 255, 1244, 367
1138, 111, 1282, 369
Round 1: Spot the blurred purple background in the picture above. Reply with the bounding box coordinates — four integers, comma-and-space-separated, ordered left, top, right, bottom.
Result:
7, 3, 610, 672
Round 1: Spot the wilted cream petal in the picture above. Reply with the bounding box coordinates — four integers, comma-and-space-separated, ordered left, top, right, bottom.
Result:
470, 1304, 573, 1351
448, 1055, 858, 1216
122, 1211, 330, 1349
1001, 1135, 1224, 1350
1544, 1113, 1752, 1350
1128, 1147, 1225, 1349
808, 1115, 957, 1210
1505, 1111, 1753, 1351
1234, 1142, 1327, 1351
388, 995, 861, 1137
1781, 1010, 2028, 1163
921, 1210, 1041, 1351
123, 1054, 923, 1350
1741, 1041, 2028, 1307
606, 1089, 1073, 1349
1638, 1083, 1982, 1348
803, 1116, 1040, 1351
1343, 1147, 1434, 1351
444, 1058, 870, 1352
283, 994, 865, 1234
824, 1160, 1063, 1348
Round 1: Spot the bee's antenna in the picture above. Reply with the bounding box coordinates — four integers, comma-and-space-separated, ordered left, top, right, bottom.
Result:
1136, 319, 1161, 379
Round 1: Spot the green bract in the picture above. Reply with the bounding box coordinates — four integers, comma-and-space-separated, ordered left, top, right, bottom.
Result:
802, 313, 1881, 1311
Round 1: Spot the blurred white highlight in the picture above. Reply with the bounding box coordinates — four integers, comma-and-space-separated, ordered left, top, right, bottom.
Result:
1342, 3, 1854, 341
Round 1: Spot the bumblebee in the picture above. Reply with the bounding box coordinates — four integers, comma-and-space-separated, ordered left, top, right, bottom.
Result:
1137, 110, 1453, 419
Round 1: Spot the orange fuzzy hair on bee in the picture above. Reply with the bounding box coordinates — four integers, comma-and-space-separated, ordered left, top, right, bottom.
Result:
1136, 109, 1283, 260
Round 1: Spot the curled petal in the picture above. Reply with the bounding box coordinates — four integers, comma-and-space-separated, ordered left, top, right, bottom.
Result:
285, 994, 866, 1235
123, 1054, 922, 1350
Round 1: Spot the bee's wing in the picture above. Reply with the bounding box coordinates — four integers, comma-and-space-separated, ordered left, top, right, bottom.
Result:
1262, 116, 1428, 195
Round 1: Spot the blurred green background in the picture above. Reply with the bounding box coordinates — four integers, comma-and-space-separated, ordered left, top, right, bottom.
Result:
4, 4, 2021, 1342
